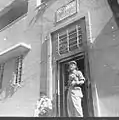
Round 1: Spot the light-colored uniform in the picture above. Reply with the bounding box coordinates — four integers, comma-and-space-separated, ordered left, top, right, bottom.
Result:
67, 70, 85, 117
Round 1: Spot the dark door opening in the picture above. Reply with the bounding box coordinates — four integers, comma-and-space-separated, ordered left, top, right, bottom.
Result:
59, 54, 89, 117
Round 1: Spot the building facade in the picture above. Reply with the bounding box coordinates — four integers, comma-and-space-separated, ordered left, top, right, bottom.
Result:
39, 0, 119, 117
0, 0, 119, 117
0, 0, 42, 116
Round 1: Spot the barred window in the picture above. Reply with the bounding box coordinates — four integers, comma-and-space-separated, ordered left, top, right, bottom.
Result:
58, 25, 82, 55
0, 43, 30, 93
11, 55, 23, 87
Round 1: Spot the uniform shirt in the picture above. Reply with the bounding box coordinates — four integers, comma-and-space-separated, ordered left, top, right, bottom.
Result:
68, 70, 85, 97
68, 70, 85, 87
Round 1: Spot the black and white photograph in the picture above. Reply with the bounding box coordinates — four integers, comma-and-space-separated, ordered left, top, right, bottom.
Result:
0, 0, 119, 119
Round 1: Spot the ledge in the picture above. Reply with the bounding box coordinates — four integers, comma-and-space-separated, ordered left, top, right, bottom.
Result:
0, 43, 31, 63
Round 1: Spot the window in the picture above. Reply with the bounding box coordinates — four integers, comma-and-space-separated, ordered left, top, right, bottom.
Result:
0, 0, 28, 31
58, 25, 83, 55
0, 55, 23, 90
0, 56, 23, 99
0, 43, 30, 99
11, 55, 23, 87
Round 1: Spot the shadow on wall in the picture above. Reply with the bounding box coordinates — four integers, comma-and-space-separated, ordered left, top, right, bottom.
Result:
91, 16, 119, 116
92, 16, 119, 98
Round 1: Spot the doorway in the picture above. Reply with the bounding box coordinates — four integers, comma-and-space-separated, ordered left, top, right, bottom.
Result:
58, 53, 90, 117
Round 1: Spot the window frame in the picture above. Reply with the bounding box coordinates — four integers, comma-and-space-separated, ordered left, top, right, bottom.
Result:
0, 0, 28, 32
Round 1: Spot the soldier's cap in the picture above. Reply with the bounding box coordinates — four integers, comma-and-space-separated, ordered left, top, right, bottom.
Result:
68, 61, 77, 65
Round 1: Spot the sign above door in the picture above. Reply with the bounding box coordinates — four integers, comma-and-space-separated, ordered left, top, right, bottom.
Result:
55, 0, 78, 23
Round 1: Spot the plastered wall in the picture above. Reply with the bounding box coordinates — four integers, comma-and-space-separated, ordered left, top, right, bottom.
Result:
40, 0, 119, 116
0, 0, 41, 116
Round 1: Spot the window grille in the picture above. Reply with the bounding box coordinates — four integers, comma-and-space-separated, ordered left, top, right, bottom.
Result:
58, 32, 69, 55
58, 25, 82, 55
15, 55, 23, 86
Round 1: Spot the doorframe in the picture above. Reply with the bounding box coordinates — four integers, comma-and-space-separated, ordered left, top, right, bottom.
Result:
55, 51, 94, 117
51, 16, 95, 117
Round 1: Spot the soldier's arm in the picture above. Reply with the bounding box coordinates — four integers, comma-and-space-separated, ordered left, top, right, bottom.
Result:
77, 71, 85, 85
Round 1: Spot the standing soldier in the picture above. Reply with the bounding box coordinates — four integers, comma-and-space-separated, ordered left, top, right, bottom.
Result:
67, 61, 85, 117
